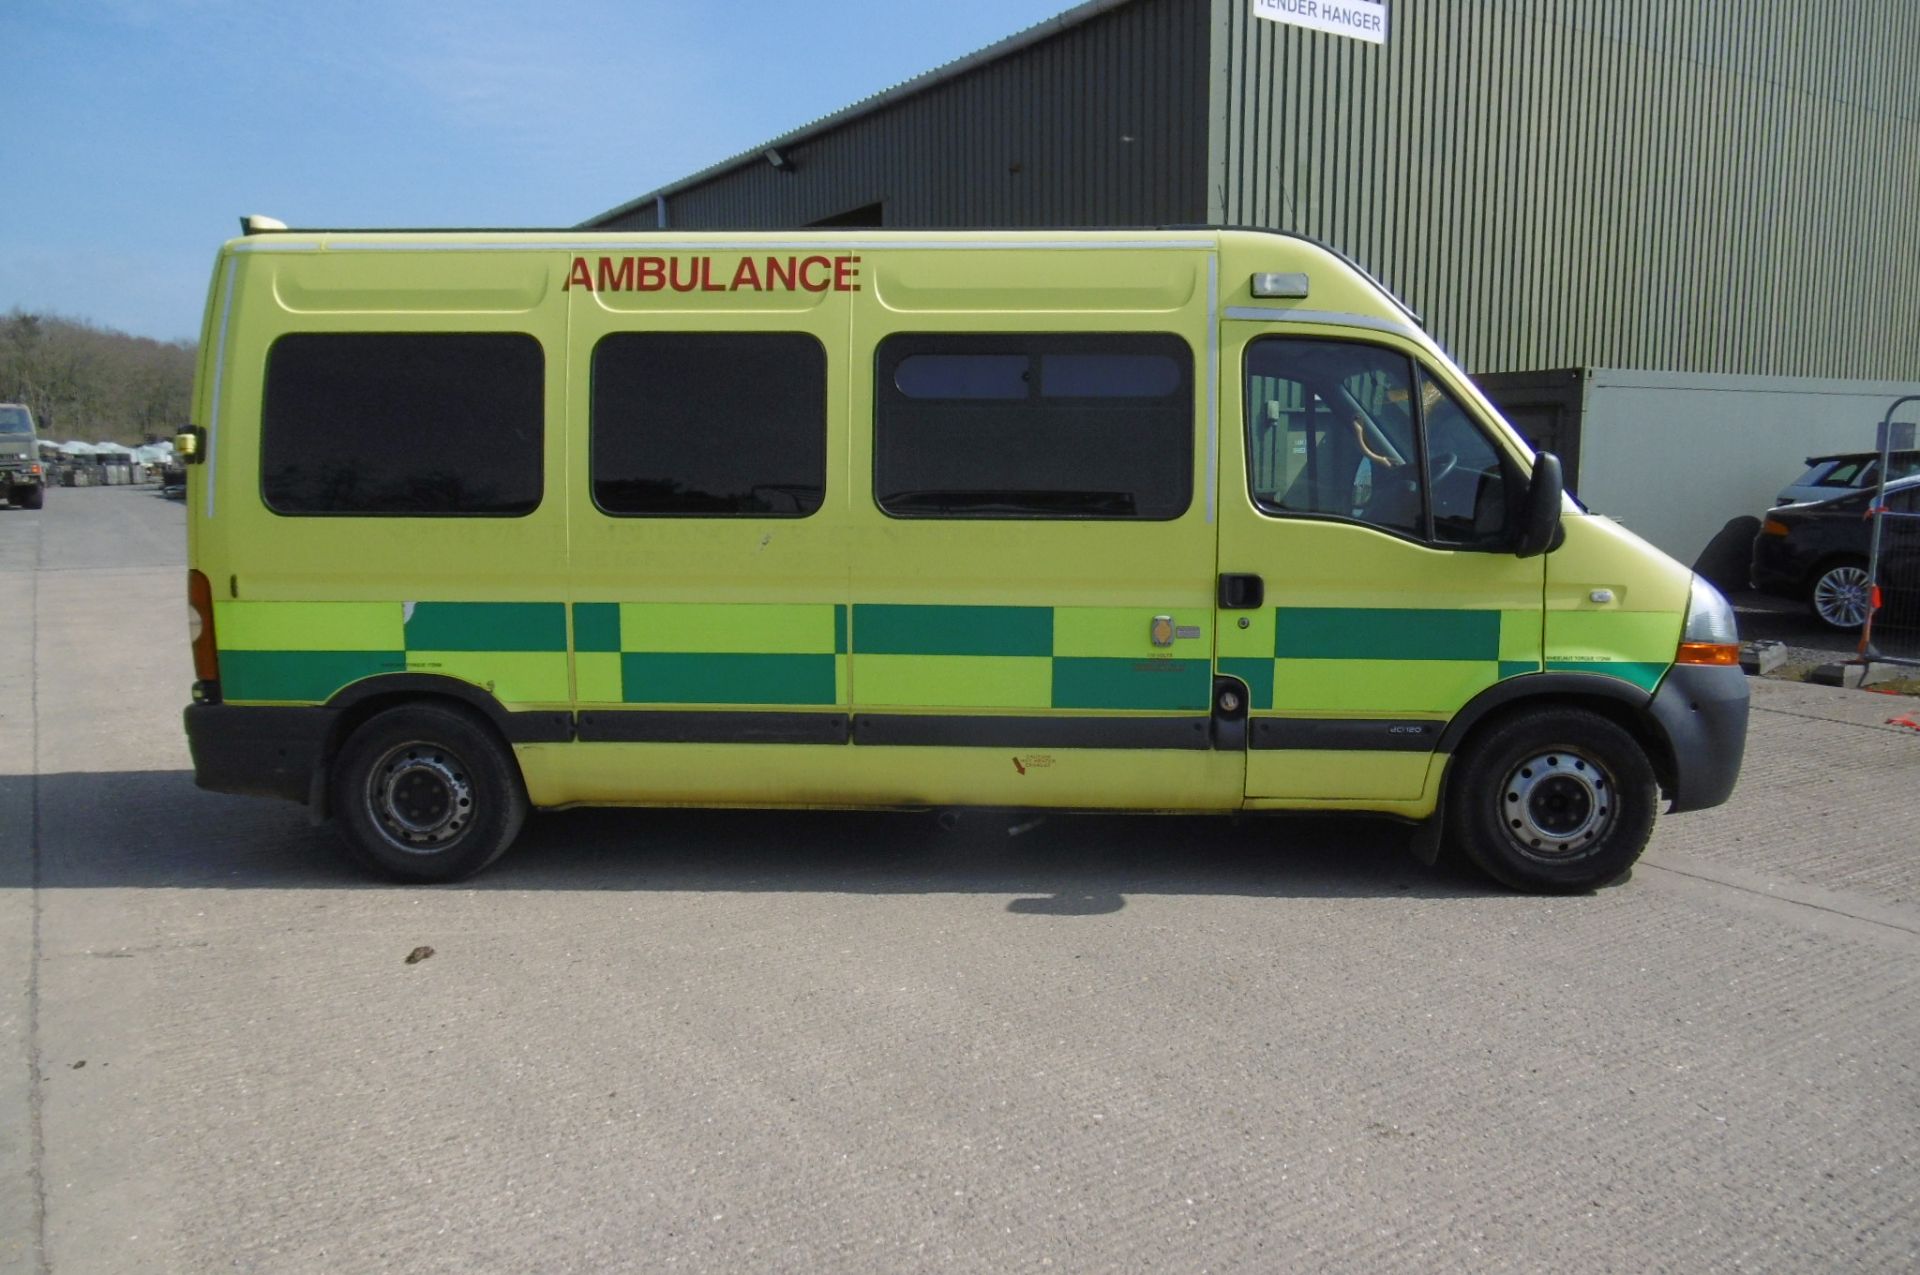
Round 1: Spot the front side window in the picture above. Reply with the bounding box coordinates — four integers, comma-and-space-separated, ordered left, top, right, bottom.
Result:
592, 332, 826, 517
1244, 339, 1424, 538
262, 332, 544, 516
875, 333, 1193, 520
1420, 370, 1516, 548
1244, 338, 1515, 548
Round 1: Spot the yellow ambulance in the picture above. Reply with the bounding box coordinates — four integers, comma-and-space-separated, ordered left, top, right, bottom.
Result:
177, 223, 1747, 890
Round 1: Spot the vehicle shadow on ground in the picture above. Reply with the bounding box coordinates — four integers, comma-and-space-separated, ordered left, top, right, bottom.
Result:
0, 770, 1510, 904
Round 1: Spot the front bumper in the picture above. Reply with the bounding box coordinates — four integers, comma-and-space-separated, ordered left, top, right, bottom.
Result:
1648, 663, 1750, 813
184, 702, 337, 804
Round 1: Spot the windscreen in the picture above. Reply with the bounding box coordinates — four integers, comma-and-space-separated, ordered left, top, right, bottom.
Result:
0, 407, 32, 436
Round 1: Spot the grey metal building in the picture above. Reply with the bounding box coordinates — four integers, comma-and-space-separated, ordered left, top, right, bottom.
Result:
585, 0, 1919, 384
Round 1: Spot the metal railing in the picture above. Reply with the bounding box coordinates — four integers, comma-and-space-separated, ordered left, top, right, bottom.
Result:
1860, 395, 1920, 666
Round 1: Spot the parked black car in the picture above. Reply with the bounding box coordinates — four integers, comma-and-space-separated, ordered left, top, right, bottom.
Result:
1751, 475, 1920, 629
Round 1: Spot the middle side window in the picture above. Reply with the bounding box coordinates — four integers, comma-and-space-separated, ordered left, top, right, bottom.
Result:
591, 331, 827, 517
873, 332, 1194, 520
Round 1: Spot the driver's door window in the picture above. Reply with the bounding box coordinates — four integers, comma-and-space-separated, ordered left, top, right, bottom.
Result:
1245, 340, 1423, 539
1245, 338, 1514, 550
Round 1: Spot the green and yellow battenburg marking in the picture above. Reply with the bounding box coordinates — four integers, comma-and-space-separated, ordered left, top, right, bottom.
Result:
1216, 604, 1677, 714
1216, 606, 1540, 714
573, 602, 847, 706
215, 600, 570, 705
1544, 609, 1681, 692
850, 604, 1213, 711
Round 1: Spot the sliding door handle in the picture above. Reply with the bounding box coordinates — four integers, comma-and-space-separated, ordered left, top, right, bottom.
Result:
1217, 573, 1265, 610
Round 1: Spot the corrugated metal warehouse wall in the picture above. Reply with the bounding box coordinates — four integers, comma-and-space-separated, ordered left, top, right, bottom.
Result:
1213, 0, 1920, 377
587, 0, 1918, 380
595, 0, 1210, 232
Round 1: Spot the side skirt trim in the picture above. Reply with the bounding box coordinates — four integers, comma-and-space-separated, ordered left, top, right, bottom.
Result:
1250, 718, 1442, 752
576, 710, 850, 745
852, 714, 1212, 750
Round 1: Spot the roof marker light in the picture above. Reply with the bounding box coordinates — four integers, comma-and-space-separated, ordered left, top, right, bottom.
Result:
1251, 272, 1310, 299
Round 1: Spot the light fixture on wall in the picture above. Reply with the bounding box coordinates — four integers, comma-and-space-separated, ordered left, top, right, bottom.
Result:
764, 147, 793, 173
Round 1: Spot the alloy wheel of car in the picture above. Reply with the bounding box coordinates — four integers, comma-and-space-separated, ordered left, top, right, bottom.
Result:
1811, 563, 1874, 630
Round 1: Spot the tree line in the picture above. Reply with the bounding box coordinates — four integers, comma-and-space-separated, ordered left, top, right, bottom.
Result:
1, 310, 197, 445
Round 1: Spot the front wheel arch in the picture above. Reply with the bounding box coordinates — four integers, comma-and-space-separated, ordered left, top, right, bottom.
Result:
1443, 705, 1660, 892
1437, 675, 1674, 799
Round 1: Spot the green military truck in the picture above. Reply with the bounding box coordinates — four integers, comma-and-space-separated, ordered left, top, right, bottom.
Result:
0, 403, 46, 509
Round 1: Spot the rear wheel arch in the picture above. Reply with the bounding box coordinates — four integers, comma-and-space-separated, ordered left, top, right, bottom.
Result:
327, 699, 530, 882
310, 675, 532, 818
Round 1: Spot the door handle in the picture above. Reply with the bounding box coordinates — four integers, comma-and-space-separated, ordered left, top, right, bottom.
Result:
1218, 573, 1265, 610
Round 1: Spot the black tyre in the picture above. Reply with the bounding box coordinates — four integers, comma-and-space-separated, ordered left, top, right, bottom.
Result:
1807, 558, 1872, 630
328, 702, 528, 883
1444, 707, 1657, 893
20, 486, 43, 510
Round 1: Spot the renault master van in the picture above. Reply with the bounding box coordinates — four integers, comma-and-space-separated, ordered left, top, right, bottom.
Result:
178, 225, 1747, 891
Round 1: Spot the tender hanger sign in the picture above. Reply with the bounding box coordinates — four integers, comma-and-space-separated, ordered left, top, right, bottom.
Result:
1253, 0, 1388, 45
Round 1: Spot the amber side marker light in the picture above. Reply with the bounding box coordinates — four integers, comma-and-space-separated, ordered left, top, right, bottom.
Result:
187, 569, 220, 682
1759, 518, 1791, 537
1675, 641, 1741, 666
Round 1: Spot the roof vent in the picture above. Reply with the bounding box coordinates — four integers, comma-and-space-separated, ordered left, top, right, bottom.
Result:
240, 215, 289, 235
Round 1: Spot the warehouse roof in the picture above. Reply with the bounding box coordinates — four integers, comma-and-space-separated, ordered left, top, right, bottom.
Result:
580, 0, 1132, 227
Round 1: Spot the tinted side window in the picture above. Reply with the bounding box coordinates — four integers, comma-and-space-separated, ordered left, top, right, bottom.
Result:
593, 332, 826, 517
875, 333, 1193, 520
262, 333, 544, 516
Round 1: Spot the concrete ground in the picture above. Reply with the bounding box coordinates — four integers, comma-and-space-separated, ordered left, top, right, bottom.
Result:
2, 487, 1917, 1274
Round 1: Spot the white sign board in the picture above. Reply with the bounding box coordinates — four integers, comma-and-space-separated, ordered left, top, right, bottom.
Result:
1253, 0, 1388, 45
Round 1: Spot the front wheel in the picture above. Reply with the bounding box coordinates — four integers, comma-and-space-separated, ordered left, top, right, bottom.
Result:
18, 486, 43, 510
328, 702, 528, 882
1809, 559, 1872, 630
1444, 707, 1658, 893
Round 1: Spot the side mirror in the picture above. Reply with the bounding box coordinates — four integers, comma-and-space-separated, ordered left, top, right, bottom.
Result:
174, 426, 204, 464
1515, 451, 1563, 559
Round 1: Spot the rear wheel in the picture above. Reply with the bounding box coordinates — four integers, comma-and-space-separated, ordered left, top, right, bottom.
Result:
1445, 707, 1658, 893
328, 702, 528, 882
1809, 558, 1872, 630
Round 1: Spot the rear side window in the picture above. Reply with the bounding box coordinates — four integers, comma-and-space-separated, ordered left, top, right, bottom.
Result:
874, 333, 1193, 520
262, 332, 544, 516
592, 332, 826, 517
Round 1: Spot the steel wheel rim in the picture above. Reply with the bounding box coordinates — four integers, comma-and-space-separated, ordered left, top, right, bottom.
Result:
1813, 566, 1873, 628
1500, 750, 1615, 861
367, 740, 475, 855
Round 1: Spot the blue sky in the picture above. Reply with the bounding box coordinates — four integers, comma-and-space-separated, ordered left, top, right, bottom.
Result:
1, 0, 1075, 342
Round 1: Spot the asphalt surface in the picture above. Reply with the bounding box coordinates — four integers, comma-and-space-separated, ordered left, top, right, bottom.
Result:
3, 487, 1918, 1274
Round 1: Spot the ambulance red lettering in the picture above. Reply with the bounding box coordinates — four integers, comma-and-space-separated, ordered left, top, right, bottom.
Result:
596, 257, 635, 292
563, 253, 863, 292
798, 255, 833, 292
764, 257, 797, 290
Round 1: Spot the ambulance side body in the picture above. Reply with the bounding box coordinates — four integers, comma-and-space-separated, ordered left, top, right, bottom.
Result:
180, 228, 1747, 889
